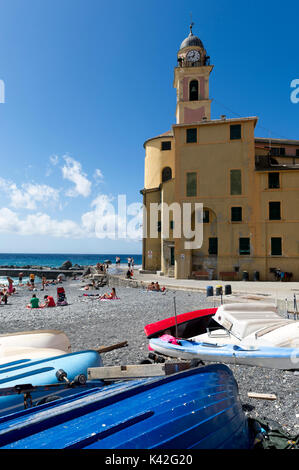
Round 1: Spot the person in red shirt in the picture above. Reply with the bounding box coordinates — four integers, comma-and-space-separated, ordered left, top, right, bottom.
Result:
42, 295, 56, 307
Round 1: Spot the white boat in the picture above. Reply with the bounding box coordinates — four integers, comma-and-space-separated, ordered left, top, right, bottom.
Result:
189, 303, 298, 348
149, 337, 299, 370
0, 347, 71, 366
0, 330, 71, 363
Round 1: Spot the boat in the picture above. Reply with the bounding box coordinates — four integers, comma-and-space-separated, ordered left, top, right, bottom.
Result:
0, 363, 252, 449
0, 347, 72, 366
144, 307, 219, 339
189, 303, 299, 348
149, 337, 299, 370
0, 330, 71, 358
0, 350, 102, 416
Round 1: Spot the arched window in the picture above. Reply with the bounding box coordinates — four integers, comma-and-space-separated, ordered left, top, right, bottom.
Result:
189, 80, 198, 101
162, 167, 172, 182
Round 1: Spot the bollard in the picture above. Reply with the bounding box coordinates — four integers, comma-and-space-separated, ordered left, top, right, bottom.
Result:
206, 285, 214, 297
225, 285, 232, 295
215, 285, 223, 296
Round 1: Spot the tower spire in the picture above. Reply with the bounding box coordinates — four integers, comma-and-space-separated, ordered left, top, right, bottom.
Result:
190, 13, 194, 34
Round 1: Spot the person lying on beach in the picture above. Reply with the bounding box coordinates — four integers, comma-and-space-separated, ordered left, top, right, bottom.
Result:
28, 294, 40, 308
154, 282, 160, 291
147, 282, 155, 291
100, 288, 117, 300
41, 295, 56, 308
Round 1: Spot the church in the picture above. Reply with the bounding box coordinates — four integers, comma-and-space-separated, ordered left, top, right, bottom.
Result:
141, 25, 299, 281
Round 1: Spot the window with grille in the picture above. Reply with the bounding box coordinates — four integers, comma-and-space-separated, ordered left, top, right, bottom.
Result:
161, 141, 171, 151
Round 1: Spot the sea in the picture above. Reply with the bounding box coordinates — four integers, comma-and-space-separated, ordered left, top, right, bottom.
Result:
0, 253, 142, 285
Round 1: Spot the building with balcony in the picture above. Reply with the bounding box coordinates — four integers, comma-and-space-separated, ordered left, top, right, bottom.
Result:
141, 25, 299, 281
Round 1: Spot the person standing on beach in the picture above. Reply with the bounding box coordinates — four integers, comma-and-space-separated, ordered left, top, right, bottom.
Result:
41, 276, 47, 291
7, 277, 15, 295
127, 257, 131, 268
18, 272, 23, 285
29, 273, 35, 288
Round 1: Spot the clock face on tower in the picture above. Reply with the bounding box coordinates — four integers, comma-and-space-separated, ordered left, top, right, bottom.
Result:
186, 49, 201, 62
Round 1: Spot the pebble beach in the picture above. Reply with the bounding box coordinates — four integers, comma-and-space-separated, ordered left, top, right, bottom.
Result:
0, 276, 298, 437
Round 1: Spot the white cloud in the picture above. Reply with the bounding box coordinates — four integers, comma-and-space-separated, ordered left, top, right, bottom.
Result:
0, 207, 85, 239
94, 168, 104, 180
0, 178, 60, 210
50, 155, 59, 166
62, 156, 92, 198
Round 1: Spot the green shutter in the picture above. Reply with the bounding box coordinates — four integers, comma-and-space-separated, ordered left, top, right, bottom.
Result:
230, 170, 242, 195
186, 172, 197, 197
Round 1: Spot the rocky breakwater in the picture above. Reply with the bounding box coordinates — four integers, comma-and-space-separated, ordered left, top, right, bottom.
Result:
0, 260, 84, 280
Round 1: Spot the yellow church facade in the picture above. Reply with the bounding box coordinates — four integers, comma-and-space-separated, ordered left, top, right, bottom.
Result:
141, 26, 299, 281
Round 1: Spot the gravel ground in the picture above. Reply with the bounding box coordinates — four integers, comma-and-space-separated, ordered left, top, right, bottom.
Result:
1, 279, 298, 436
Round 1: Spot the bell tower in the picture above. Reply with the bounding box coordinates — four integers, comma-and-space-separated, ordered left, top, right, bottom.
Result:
174, 23, 213, 124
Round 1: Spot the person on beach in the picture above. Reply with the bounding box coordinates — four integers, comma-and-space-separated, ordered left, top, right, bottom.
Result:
7, 277, 15, 295
18, 272, 23, 285
28, 294, 40, 308
116, 256, 120, 267
29, 273, 35, 288
126, 269, 133, 279
41, 276, 47, 291
0, 289, 8, 305
147, 282, 155, 291
100, 287, 117, 300
127, 257, 131, 268
42, 295, 56, 308
154, 282, 161, 291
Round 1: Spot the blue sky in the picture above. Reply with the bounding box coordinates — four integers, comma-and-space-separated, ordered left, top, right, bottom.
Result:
0, 0, 298, 254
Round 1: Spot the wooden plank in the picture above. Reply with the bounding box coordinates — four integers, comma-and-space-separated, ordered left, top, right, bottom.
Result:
247, 392, 277, 400
88, 362, 192, 380
95, 341, 128, 354
88, 364, 166, 380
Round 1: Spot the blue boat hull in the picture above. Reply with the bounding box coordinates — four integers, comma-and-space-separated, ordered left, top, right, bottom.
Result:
0, 350, 102, 415
0, 364, 251, 449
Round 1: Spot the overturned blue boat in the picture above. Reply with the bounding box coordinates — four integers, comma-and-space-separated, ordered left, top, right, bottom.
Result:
0, 350, 102, 416
0, 364, 252, 449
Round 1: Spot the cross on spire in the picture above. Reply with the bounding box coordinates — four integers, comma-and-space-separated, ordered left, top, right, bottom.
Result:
190, 13, 194, 34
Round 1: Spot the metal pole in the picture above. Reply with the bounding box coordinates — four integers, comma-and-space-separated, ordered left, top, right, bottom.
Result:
174, 296, 178, 338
